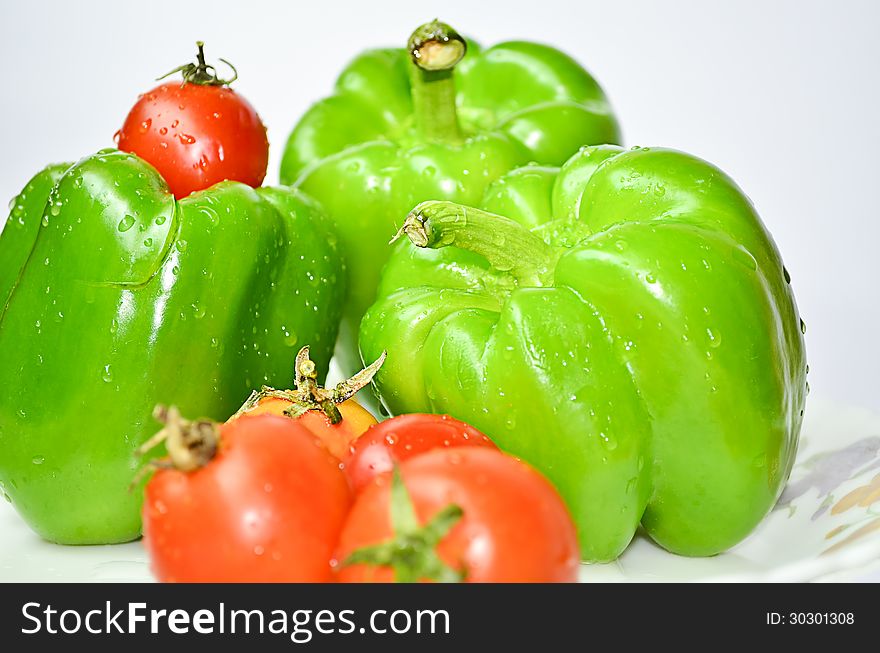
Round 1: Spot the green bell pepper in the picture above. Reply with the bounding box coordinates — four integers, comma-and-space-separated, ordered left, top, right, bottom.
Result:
360, 145, 807, 561
0, 148, 344, 544
280, 20, 620, 375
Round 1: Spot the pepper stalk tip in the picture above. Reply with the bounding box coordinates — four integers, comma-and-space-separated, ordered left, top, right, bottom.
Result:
408, 20, 467, 72
390, 207, 432, 247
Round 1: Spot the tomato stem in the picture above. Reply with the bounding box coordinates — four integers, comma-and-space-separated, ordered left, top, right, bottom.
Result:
157, 41, 238, 87
407, 20, 466, 143
131, 406, 220, 487
195, 41, 208, 70
232, 346, 387, 424
342, 467, 466, 583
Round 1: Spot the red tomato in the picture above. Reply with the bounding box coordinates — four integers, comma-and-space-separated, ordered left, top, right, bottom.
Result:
344, 413, 496, 493
117, 80, 268, 198
143, 414, 350, 582
335, 448, 580, 583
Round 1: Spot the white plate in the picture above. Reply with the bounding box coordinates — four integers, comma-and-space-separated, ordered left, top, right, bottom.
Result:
2, 397, 879, 583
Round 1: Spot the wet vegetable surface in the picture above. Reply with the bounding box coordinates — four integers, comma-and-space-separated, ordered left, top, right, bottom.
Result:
281, 20, 620, 376
360, 145, 808, 561
0, 149, 344, 544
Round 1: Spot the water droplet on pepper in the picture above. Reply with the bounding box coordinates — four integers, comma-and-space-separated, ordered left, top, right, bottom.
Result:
118, 215, 136, 232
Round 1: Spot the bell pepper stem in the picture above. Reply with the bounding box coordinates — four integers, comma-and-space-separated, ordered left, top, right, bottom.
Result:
392, 200, 556, 287
407, 20, 466, 143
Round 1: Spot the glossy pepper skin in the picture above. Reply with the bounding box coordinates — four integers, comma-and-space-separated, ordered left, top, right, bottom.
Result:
280, 20, 620, 375
360, 146, 807, 562
0, 149, 344, 544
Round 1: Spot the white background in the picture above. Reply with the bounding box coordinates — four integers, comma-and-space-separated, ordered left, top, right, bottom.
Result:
1, 0, 878, 411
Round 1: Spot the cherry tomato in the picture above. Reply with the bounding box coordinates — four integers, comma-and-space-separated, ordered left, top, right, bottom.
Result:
236, 395, 377, 460
344, 413, 496, 493
143, 414, 350, 582
335, 447, 580, 583
117, 45, 268, 198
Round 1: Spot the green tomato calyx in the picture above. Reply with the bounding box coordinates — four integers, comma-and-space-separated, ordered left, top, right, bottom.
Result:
157, 41, 238, 87
342, 467, 466, 583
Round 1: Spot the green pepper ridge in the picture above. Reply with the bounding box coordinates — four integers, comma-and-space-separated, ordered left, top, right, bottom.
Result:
281, 20, 621, 378
0, 149, 345, 544
360, 145, 808, 562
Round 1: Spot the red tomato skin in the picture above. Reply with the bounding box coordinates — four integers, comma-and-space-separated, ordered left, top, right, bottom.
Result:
117, 81, 268, 198
343, 414, 496, 493
336, 448, 580, 583
143, 415, 350, 582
